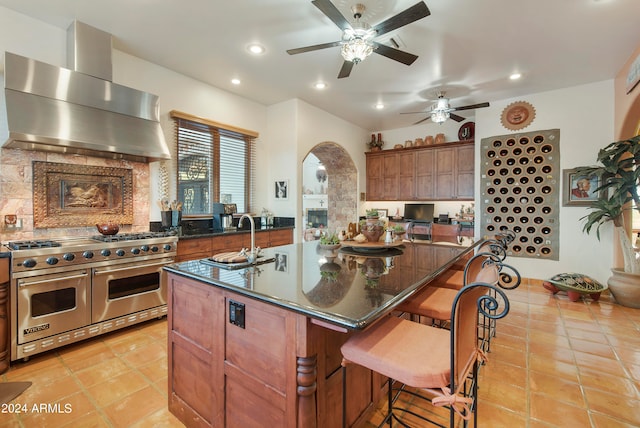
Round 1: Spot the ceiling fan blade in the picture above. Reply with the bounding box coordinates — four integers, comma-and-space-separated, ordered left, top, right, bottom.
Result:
287, 41, 342, 55
400, 111, 427, 115
451, 102, 490, 112
311, 0, 352, 31
372, 43, 418, 66
413, 116, 431, 125
372, 2, 431, 37
338, 61, 354, 79
450, 113, 466, 122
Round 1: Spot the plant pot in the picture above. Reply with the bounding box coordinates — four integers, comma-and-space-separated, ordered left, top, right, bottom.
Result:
607, 268, 640, 308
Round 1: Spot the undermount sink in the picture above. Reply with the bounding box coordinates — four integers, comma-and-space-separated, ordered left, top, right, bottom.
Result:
200, 255, 275, 270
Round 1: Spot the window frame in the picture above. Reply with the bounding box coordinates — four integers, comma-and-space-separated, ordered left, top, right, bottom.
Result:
170, 110, 258, 217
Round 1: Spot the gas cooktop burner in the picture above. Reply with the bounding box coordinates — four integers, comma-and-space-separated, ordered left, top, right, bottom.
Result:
8, 240, 62, 250
91, 231, 178, 242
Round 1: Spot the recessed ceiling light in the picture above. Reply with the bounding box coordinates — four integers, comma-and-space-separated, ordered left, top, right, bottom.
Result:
231, 78, 241, 85
510, 73, 522, 80
375, 103, 385, 110
247, 43, 265, 55
314, 81, 327, 90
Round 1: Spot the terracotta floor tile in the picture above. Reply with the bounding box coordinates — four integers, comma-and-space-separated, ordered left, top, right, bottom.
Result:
59, 410, 110, 427
128, 407, 185, 428
107, 332, 156, 355
20, 390, 97, 427
102, 385, 166, 426
137, 356, 168, 382
58, 341, 117, 373
121, 342, 166, 368
477, 379, 527, 414
15, 374, 81, 405
528, 354, 580, 383
578, 365, 639, 398
85, 370, 150, 408
528, 370, 585, 407
476, 401, 527, 428
583, 387, 640, 426
573, 350, 627, 377
529, 329, 571, 349
529, 392, 591, 427
591, 412, 640, 428
569, 336, 617, 359
74, 357, 131, 389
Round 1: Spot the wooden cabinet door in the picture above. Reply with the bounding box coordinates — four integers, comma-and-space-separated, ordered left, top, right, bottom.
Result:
269, 229, 293, 247
456, 144, 475, 199
382, 153, 399, 200
435, 147, 455, 199
176, 237, 212, 262
366, 153, 384, 200
397, 151, 416, 200
415, 149, 435, 199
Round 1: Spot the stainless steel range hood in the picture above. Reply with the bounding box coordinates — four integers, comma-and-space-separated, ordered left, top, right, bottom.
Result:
1, 21, 171, 162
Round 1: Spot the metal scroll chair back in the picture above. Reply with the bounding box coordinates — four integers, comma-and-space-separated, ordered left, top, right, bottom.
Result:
450, 283, 511, 412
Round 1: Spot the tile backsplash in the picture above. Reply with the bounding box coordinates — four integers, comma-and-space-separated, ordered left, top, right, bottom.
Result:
0, 148, 150, 242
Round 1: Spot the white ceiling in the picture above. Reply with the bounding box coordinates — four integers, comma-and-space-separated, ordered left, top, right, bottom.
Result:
1, 0, 639, 130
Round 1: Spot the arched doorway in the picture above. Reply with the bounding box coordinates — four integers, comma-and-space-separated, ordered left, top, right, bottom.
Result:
302, 142, 357, 240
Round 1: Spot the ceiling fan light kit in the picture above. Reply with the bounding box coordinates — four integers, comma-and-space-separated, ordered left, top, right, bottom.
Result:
287, 0, 430, 78
401, 91, 490, 125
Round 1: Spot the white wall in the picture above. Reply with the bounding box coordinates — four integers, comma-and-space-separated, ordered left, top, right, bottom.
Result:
476, 80, 615, 283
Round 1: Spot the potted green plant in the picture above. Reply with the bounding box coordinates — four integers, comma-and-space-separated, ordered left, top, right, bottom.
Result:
574, 134, 640, 308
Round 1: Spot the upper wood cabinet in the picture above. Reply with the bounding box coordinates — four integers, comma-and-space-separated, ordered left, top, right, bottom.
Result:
366, 141, 474, 201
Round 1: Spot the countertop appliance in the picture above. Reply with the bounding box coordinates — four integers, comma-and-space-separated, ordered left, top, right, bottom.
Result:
5, 231, 177, 361
213, 203, 237, 232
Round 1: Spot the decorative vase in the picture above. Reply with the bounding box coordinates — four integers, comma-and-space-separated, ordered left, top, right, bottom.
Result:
361, 216, 384, 242
607, 268, 640, 308
425, 135, 434, 145
435, 133, 445, 144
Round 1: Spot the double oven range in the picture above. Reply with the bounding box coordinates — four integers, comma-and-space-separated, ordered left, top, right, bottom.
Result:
6, 232, 177, 361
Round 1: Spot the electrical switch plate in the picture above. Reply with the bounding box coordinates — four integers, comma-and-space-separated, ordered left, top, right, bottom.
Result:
229, 300, 245, 329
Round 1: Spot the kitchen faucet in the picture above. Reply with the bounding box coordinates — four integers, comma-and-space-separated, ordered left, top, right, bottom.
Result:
238, 214, 259, 263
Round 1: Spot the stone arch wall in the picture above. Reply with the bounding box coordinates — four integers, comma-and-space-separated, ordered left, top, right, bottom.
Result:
305, 142, 357, 233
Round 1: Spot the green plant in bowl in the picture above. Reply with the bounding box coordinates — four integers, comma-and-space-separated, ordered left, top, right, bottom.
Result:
319, 233, 340, 246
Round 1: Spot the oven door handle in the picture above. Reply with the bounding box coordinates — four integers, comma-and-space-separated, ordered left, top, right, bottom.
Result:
93, 260, 171, 275
18, 271, 89, 287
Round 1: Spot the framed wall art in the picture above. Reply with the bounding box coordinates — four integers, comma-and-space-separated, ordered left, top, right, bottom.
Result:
563, 168, 603, 206
33, 161, 134, 228
275, 179, 289, 200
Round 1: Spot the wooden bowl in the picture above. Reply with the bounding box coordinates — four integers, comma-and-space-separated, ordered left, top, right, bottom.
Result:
96, 223, 119, 235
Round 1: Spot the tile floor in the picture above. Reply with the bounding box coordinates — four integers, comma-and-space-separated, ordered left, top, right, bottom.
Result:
0, 278, 639, 427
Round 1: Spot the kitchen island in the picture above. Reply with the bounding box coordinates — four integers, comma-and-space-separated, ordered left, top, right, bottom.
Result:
164, 238, 480, 427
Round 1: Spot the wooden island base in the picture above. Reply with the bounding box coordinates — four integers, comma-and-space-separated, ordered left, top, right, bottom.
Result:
167, 272, 385, 428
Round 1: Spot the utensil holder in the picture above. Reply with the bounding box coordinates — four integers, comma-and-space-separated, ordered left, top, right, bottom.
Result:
161, 210, 182, 229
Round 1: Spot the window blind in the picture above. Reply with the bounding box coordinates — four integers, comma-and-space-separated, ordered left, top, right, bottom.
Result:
171, 111, 257, 216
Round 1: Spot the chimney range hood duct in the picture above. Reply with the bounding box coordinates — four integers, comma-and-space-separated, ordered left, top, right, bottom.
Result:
1, 21, 171, 162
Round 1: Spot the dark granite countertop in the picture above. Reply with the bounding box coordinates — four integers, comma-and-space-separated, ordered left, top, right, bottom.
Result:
177, 225, 295, 240
164, 238, 481, 330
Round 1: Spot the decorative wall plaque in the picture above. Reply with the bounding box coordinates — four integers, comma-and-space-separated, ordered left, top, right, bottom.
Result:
480, 129, 560, 260
33, 161, 134, 228
500, 101, 536, 131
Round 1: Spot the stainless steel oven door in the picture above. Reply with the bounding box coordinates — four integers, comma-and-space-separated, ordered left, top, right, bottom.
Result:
16, 269, 90, 344
91, 257, 172, 323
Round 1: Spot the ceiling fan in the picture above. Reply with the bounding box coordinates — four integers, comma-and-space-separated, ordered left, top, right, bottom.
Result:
401, 91, 490, 124
286, 0, 430, 79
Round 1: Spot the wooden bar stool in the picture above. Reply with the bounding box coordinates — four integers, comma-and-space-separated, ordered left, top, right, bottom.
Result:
341, 282, 511, 428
